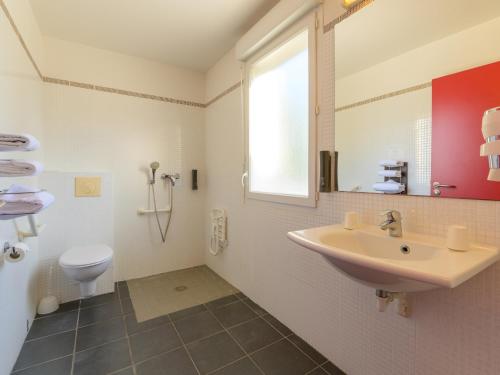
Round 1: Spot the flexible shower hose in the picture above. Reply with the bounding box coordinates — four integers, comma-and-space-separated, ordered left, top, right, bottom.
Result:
150, 180, 173, 243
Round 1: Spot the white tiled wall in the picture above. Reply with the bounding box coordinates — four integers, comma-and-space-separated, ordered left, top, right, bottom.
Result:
0, 2, 44, 374
42, 82, 206, 282
37, 171, 114, 302
204, 24, 500, 375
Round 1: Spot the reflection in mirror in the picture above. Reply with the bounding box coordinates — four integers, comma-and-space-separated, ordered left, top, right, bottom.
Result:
334, 0, 500, 199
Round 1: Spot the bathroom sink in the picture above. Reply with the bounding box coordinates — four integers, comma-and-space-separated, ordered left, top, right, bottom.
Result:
287, 224, 498, 292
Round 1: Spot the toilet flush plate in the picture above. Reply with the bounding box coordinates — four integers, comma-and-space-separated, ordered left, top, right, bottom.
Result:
75, 176, 101, 197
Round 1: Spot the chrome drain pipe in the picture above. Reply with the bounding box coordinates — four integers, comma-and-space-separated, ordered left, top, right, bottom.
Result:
375, 289, 411, 317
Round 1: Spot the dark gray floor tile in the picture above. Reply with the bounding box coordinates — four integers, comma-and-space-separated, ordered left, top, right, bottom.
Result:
211, 357, 261, 375
120, 298, 134, 314
174, 310, 223, 343
322, 361, 346, 375
112, 367, 134, 375
205, 295, 238, 311
14, 331, 75, 371
242, 299, 267, 316
187, 332, 244, 374
212, 301, 257, 328
251, 339, 316, 375
307, 367, 329, 375
118, 284, 130, 299
27, 311, 78, 340
262, 314, 293, 336
136, 347, 198, 375
124, 313, 170, 335
79, 300, 122, 327
73, 338, 131, 375
11, 355, 72, 375
234, 292, 247, 300
169, 304, 207, 321
76, 316, 126, 351
35, 300, 80, 319
288, 334, 327, 365
229, 317, 281, 353
80, 292, 118, 308
129, 323, 182, 362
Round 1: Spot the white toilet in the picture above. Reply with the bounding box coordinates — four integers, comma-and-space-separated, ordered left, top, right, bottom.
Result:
59, 245, 113, 298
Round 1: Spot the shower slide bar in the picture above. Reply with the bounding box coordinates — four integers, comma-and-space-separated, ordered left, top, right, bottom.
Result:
137, 206, 171, 215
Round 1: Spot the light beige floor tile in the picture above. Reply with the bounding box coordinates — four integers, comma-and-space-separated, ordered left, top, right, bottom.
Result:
127, 265, 238, 322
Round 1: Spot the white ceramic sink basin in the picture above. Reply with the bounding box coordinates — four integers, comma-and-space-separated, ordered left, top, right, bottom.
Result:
287, 224, 498, 292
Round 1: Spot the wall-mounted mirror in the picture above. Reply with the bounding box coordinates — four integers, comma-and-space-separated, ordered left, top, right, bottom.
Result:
334, 0, 500, 199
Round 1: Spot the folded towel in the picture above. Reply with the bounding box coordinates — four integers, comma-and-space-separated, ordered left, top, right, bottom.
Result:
0, 160, 44, 177
0, 134, 40, 152
377, 170, 401, 178
0, 184, 54, 219
373, 180, 405, 194
379, 160, 403, 167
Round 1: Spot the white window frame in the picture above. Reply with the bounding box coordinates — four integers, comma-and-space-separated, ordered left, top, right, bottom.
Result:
244, 12, 318, 207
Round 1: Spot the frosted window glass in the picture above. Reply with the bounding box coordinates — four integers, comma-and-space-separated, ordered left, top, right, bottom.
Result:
248, 30, 309, 197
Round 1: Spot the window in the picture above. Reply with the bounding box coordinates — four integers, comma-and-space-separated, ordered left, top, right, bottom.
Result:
245, 15, 317, 207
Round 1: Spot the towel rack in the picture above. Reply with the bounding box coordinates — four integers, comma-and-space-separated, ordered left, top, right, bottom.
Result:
380, 162, 408, 195
13, 215, 45, 240
0, 189, 47, 211
0, 189, 46, 195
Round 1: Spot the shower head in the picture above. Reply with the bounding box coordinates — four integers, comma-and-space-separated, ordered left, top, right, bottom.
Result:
150, 161, 160, 184
150, 161, 160, 171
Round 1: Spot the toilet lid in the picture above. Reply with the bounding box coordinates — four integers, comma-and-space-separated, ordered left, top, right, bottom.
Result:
59, 245, 113, 268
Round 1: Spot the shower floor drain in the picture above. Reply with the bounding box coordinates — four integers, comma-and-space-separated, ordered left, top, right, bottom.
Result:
174, 285, 188, 292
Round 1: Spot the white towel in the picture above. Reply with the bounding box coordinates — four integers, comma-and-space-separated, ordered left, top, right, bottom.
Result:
373, 180, 405, 194
0, 134, 40, 152
377, 170, 401, 178
0, 160, 44, 177
379, 160, 403, 167
0, 184, 54, 219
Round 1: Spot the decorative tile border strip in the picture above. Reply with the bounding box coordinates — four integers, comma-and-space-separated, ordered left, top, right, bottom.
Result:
335, 82, 432, 112
1, 0, 338, 109
205, 81, 242, 107
42, 76, 206, 107
0, 0, 206, 109
323, 0, 375, 33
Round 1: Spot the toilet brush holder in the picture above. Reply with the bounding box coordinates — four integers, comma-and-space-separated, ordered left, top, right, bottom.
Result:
38, 263, 59, 315
37, 295, 59, 315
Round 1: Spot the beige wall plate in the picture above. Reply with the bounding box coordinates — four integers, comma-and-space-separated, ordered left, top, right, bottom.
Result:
75, 176, 101, 197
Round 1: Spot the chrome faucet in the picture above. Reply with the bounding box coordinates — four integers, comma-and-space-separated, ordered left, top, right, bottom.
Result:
161, 173, 180, 186
379, 210, 402, 237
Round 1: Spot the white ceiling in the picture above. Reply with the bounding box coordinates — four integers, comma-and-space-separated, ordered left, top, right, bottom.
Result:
29, 0, 280, 72
336, 0, 500, 78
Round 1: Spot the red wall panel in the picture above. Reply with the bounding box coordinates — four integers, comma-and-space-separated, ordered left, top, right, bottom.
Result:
431, 61, 500, 200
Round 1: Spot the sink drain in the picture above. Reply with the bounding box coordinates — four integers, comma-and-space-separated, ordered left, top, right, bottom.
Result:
400, 244, 410, 254
174, 285, 188, 292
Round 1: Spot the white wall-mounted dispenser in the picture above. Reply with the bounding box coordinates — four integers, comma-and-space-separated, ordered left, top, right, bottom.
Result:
209, 208, 227, 256
480, 107, 500, 181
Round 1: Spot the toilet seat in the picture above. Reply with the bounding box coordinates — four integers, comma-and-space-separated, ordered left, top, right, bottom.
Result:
59, 245, 113, 268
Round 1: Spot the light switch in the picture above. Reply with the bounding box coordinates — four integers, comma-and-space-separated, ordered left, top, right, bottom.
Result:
75, 177, 101, 197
